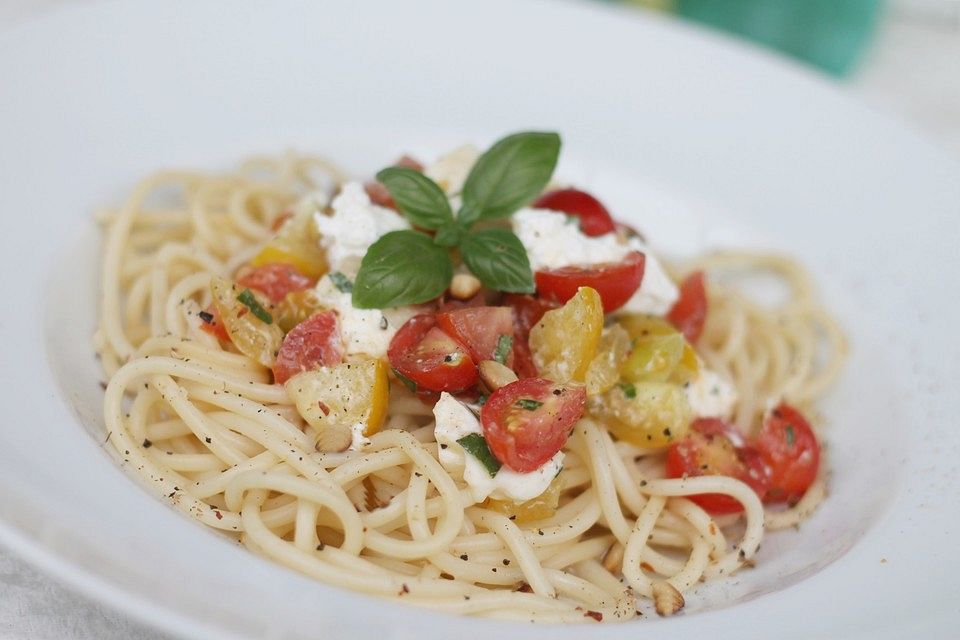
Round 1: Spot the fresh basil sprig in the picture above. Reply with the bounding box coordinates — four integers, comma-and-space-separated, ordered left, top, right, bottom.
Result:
351, 131, 560, 309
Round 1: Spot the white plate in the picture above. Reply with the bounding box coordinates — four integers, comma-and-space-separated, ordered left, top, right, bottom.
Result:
1, 1, 958, 638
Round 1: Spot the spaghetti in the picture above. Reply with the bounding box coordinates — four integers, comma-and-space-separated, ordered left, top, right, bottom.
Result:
95, 152, 845, 622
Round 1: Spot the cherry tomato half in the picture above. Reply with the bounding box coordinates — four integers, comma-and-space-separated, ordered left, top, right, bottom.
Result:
533, 188, 617, 237
755, 404, 820, 504
436, 306, 514, 367
503, 294, 559, 378
665, 418, 772, 515
535, 252, 645, 314
236, 263, 315, 304
667, 271, 707, 344
481, 378, 587, 472
273, 311, 344, 384
388, 314, 477, 393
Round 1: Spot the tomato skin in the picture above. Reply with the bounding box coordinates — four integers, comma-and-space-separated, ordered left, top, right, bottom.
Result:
273, 311, 344, 384
535, 252, 645, 314
388, 314, 478, 393
436, 306, 514, 367
755, 404, 820, 504
365, 155, 424, 209
533, 189, 617, 237
481, 378, 587, 472
503, 294, 558, 378
236, 263, 315, 304
665, 418, 772, 515
667, 271, 708, 343
199, 304, 230, 341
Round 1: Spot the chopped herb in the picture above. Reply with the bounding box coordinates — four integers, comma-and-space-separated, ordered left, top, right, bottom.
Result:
493, 334, 513, 364
785, 425, 796, 447
457, 433, 501, 477
515, 398, 543, 411
617, 382, 637, 399
392, 367, 417, 393
236, 289, 273, 324
329, 271, 354, 293
476, 394, 488, 406
198, 310, 215, 324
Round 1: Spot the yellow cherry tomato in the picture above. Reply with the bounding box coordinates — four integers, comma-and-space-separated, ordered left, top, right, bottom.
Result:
285, 359, 389, 452
591, 381, 691, 448
251, 211, 328, 279
210, 276, 283, 368
274, 289, 328, 333
529, 286, 603, 383
585, 324, 631, 396
485, 476, 563, 523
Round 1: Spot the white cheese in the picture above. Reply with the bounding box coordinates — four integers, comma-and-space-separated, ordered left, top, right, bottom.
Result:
313, 274, 419, 359
425, 144, 479, 195
350, 422, 371, 451
314, 181, 410, 274
432, 392, 563, 504
512, 208, 679, 315
685, 367, 738, 420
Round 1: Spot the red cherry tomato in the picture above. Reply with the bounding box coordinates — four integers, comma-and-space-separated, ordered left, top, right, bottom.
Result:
665, 418, 772, 515
481, 378, 587, 472
533, 188, 617, 237
272, 311, 344, 384
199, 305, 230, 341
436, 306, 514, 367
236, 263, 315, 304
365, 155, 425, 209
503, 295, 559, 378
667, 271, 708, 343
755, 404, 820, 504
535, 252, 645, 314
437, 292, 486, 313
388, 314, 477, 393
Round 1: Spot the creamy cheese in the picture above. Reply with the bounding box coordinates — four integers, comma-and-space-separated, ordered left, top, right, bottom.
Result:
432, 392, 563, 504
313, 274, 419, 359
425, 144, 479, 195
512, 208, 679, 315
685, 367, 738, 419
314, 181, 410, 274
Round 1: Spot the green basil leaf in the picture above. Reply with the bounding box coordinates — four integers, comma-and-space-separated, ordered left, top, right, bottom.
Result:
352, 230, 453, 308
515, 398, 543, 411
432, 224, 463, 247
460, 229, 534, 293
459, 131, 560, 224
236, 289, 273, 324
457, 433, 501, 477
375, 167, 454, 231
493, 334, 513, 365
617, 382, 637, 400
328, 271, 353, 293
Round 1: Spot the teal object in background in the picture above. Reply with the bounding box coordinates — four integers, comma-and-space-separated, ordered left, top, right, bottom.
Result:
673, 0, 885, 76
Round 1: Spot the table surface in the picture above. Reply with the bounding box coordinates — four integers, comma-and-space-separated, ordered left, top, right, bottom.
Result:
1, 1, 958, 639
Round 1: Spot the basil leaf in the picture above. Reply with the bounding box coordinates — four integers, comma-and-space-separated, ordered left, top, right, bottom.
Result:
459, 131, 560, 224
493, 334, 513, 364
353, 230, 453, 308
375, 167, 454, 231
328, 271, 353, 293
617, 382, 637, 399
460, 229, 534, 293
515, 398, 543, 411
391, 367, 418, 393
236, 289, 273, 324
457, 433, 501, 477
432, 224, 463, 248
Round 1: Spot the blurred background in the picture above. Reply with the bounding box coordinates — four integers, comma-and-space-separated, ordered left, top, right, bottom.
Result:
0, 0, 958, 638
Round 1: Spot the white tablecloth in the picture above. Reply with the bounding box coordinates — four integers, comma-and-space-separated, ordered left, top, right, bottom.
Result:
1, 1, 957, 638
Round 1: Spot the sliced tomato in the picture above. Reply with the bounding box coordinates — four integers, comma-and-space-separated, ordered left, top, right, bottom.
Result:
755, 404, 820, 504
665, 418, 772, 515
236, 263, 315, 304
388, 314, 477, 393
198, 305, 229, 341
437, 292, 486, 313
436, 306, 514, 366
273, 311, 344, 384
365, 155, 424, 209
667, 271, 707, 343
533, 188, 617, 237
481, 378, 586, 472
535, 252, 645, 314
503, 294, 558, 378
